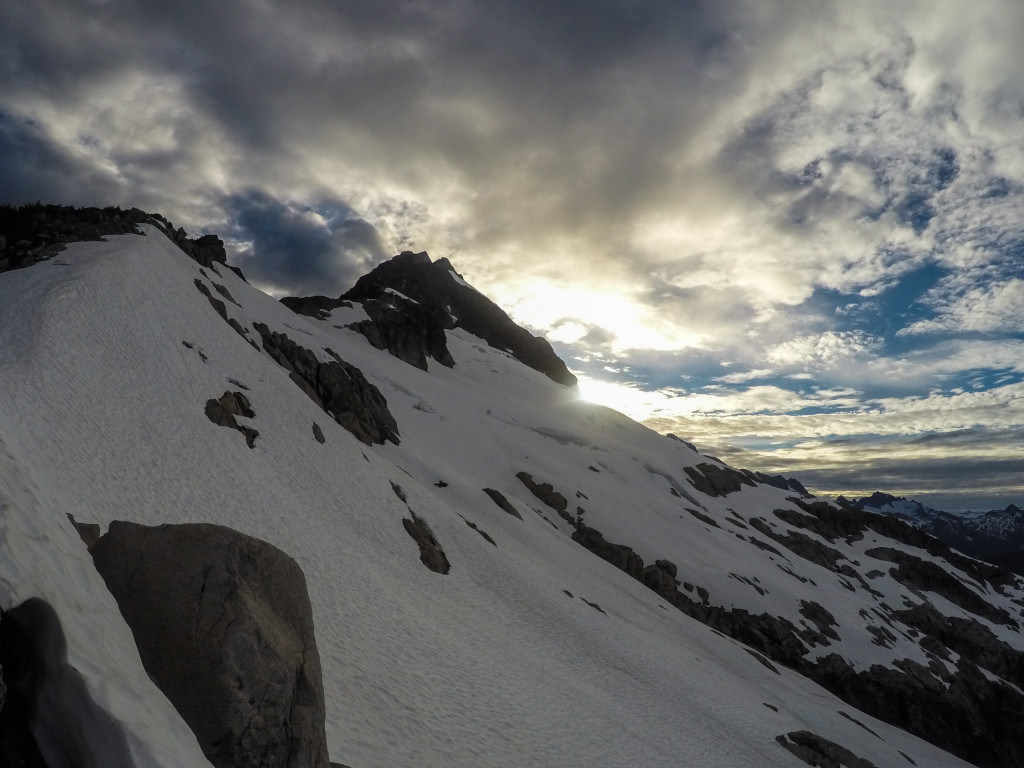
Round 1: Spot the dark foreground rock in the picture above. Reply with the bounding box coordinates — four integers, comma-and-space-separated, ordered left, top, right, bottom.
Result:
0, 598, 133, 768
90, 521, 329, 768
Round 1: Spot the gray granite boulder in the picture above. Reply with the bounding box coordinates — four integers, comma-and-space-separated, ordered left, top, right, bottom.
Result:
90, 521, 329, 768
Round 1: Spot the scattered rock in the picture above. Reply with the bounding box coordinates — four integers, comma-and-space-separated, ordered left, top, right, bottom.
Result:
402, 512, 451, 574
580, 598, 606, 615
745, 648, 780, 675
312, 422, 326, 443
254, 324, 399, 446
685, 508, 720, 528
390, 482, 407, 503
775, 730, 877, 768
571, 523, 644, 578
515, 472, 571, 522
90, 521, 330, 768
205, 391, 259, 448
461, 517, 497, 546
683, 463, 756, 497
482, 488, 522, 520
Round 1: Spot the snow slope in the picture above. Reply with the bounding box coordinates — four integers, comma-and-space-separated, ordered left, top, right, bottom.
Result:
0, 226, 1010, 767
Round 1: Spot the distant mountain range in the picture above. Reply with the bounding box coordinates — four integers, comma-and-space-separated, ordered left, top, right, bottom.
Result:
839, 491, 1024, 575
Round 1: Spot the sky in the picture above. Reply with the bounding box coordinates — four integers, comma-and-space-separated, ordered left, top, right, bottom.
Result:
2, 0, 1022, 513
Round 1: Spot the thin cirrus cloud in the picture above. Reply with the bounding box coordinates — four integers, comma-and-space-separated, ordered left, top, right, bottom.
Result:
1, 0, 1022, 510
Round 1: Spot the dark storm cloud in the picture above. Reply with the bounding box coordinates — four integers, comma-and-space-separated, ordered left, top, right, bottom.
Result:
4, 0, 1024, 509
225, 190, 385, 297
0, 113, 123, 205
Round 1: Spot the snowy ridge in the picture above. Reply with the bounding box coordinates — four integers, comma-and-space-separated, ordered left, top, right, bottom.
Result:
0, 226, 1019, 767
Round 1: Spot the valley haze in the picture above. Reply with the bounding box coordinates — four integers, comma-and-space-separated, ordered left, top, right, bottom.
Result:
2, 0, 1023, 511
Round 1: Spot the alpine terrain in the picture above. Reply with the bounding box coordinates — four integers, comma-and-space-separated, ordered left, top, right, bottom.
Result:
1, 206, 1023, 768
841, 492, 1024, 577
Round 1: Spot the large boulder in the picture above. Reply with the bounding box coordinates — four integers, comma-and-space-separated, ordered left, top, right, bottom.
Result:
90, 521, 329, 768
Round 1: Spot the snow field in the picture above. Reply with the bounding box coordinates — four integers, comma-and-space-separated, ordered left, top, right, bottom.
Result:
0, 228, 986, 767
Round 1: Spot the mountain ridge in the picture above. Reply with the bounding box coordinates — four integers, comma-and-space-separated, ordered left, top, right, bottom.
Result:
0, 211, 1020, 768
841, 491, 1024, 576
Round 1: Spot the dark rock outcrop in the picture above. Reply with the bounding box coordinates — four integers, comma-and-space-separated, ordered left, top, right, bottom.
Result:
402, 512, 451, 574
90, 521, 330, 768
347, 294, 455, 371
205, 391, 259, 448
482, 488, 523, 520
0, 598, 134, 768
571, 524, 644, 578
866, 547, 1015, 626
282, 251, 576, 386
254, 324, 399, 445
515, 471, 571, 522
753, 472, 810, 496
775, 730, 877, 768
279, 295, 342, 320
845, 493, 1024, 577
66, 513, 101, 549
0, 204, 235, 275
684, 463, 756, 497
343, 252, 576, 385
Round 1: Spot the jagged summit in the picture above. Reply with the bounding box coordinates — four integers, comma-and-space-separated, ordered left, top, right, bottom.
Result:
284, 251, 578, 387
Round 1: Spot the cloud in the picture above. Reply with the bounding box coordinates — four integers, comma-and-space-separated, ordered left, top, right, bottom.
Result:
900, 278, 1024, 335
765, 331, 884, 369
4, 0, 1024, 509
225, 190, 386, 297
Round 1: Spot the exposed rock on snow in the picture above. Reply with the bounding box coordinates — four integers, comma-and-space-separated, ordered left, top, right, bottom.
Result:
571, 523, 644, 578
482, 488, 523, 520
205, 391, 259, 448
402, 512, 451, 574
515, 471, 571, 522
866, 547, 1015, 626
346, 293, 455, 371
684, 462, 756, 497
254, 323, 399, 445
776, 730, 877, 768
90, 521, 329, 768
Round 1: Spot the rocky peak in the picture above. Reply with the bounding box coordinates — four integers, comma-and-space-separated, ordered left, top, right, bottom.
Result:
287, 251, 578, 387
858, 491, 902, 509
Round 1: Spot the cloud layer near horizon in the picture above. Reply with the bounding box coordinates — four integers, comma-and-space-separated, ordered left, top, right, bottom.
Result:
2, 0, 1022, 509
